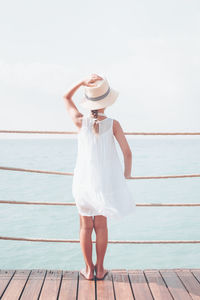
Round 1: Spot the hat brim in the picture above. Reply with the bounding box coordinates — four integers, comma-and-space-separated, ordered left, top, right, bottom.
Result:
79, 88, 119, 110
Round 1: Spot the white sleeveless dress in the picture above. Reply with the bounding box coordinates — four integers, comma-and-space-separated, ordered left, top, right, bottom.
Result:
72, 115, 136, 221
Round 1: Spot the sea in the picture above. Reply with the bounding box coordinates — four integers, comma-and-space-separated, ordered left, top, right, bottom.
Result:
0, 135, 200, 270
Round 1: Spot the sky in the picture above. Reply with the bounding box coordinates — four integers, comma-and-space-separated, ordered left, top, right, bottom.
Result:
0, 0, 200, 139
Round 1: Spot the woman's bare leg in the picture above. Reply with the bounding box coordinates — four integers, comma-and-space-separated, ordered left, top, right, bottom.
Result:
93, 215, 108, 278
79, 215, 95, 279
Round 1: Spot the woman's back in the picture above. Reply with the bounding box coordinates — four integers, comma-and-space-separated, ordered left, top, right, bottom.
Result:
72, 114, 136, 221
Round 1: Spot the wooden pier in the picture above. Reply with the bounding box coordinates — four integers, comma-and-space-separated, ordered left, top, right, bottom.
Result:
0, 269, 200, 299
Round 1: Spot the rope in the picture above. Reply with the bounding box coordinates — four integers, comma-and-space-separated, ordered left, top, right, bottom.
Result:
1, 130, 200, 135
0, 130, 76, 134
0, 236, 200, 244
1, 166, 200, 179
0, 166, 73, 176
0, 200, 200, 206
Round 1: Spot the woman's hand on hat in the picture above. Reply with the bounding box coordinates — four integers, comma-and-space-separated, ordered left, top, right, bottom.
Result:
82, 74, 103, 87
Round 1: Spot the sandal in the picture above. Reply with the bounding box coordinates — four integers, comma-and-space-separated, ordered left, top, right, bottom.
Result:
79, 270, 95, 281
96, 270, 109, 280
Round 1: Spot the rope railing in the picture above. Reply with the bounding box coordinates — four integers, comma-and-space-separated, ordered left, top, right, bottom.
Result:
1, 129, 200, 247
1, 166, 200, 179
0, 236, 200, 244
1, 129, 200, 135
0, 166, 73, 176
0, 200, 200, 206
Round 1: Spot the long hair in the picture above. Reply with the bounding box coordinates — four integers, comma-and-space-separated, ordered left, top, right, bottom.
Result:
91, 109, 99, 135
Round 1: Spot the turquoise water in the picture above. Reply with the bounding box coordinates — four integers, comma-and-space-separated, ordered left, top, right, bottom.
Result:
0, 136, 200, 270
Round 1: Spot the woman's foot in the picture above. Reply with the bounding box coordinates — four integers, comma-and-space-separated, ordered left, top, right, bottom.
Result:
80, 264, 95, 280
94, 264, 109, 280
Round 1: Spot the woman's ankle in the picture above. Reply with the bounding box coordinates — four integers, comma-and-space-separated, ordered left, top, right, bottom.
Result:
86, 263, 95, 271
95, 263, 104, 270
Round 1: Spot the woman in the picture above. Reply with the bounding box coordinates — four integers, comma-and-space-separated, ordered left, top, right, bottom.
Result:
63, 74, 136, 280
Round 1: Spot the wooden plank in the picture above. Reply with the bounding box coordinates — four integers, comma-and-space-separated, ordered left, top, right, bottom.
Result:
59, 270, 78, 300
112, 269, 134, 299
144, 269, 173, 300
128, 269, 153, 300
0, 268, 199, 300
191, 269, 200, 284
77, 271, 95, 300
175, 269, 200, 300
1, 270, 31, 300
0, 270, 15, 298
96, 270, 114, 300
20, 269, 46, 300
160, 269, 192, 300
39, 270, 62, 300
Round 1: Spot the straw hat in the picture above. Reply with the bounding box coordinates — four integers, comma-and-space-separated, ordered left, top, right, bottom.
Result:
79, 75, 119, 110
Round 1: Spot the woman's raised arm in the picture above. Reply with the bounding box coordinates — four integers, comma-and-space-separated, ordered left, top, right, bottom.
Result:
63, 74, 103, 129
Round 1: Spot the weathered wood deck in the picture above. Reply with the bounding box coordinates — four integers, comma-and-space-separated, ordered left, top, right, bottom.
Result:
0, 268, 200, 299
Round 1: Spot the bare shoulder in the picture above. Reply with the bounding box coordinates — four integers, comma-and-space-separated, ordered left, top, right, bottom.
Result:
112, 119, 132, 156
75, 114, 84, 131
113, 119, 123, 136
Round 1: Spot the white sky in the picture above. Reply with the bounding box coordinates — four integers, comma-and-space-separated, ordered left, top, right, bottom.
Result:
0, 0, 200, 139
